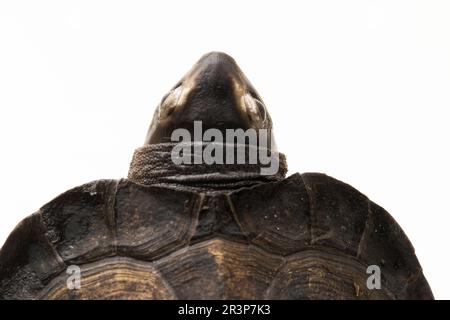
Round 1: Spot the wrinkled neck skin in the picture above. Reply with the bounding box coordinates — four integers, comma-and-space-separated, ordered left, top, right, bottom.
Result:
127, 142, 287, 193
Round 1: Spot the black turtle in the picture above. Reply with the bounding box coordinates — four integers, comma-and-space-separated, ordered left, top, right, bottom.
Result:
0, 52, 433, 299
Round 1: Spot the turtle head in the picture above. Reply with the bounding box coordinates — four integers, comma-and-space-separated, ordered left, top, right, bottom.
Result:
144, 52, 272, 144
130, 52, 286, 188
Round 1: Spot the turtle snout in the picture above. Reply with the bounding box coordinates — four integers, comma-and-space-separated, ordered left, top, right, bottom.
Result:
144, 52, 271, 144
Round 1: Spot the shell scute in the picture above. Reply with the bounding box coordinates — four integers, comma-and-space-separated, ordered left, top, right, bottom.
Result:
357, 201, 432, 298
301, 173, 369, 256
0, 213, 65, 299
40, 180, 118, 264
115, 180, 200, 260
154, 238, 282, 299
228, 173, 311, 255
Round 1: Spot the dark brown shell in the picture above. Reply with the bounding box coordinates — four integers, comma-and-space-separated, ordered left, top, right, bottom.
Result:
0, 173, 433, 299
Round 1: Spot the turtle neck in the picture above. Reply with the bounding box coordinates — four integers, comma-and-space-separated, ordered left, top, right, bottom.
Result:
127, 142, 287, 192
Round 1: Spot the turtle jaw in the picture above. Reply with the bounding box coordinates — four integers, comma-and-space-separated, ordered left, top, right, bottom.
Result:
144, 51, 272, 145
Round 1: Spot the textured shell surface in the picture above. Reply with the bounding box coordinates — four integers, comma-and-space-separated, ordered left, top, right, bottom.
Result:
0, 174, 432, 299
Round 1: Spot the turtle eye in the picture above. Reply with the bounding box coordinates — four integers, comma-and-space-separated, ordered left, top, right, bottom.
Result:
159, 85, 183, 119
243, 93, 267, 124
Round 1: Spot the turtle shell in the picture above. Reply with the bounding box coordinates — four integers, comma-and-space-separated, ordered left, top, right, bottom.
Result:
0, 173, 433, 299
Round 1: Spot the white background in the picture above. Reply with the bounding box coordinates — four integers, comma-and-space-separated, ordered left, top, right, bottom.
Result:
0, 0, 449, 299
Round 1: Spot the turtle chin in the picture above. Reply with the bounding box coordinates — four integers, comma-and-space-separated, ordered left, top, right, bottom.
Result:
144, 51, 272, 145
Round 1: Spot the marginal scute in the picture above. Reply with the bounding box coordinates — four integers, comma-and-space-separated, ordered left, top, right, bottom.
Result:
40, 180, 118, 264
228, 173, 311, 255
403, 273, 434, 300
115, 180, 200, 260
301, 173, 369, 256
357, 201, 429, 298
0, 213, 65, 299
41, 257, 176, 300
155, 238, 283, 299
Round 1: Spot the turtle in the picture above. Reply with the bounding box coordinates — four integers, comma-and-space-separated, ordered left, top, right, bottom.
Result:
0, 52, 433, 300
